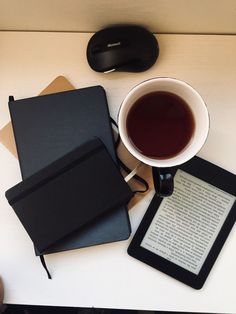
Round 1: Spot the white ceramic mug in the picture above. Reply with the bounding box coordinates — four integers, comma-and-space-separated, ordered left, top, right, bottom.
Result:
118, 77, 209, 196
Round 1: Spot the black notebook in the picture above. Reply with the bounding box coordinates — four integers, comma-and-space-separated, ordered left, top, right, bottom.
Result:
8, 86, 131, 255
6, 139, 133, 254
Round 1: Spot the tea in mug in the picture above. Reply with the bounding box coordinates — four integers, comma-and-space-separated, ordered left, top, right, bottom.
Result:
126, 91, 195, 159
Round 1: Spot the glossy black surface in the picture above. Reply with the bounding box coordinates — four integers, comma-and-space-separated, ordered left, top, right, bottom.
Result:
87, 25, 159, 72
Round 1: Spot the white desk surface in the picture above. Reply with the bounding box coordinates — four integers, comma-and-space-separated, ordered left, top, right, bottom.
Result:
0, 32, 236, 313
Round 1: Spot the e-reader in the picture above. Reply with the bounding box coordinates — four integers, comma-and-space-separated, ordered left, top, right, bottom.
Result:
128, 156, 236, 289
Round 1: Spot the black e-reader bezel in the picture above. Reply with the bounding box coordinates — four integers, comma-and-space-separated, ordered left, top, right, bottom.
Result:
128, 156, 236, 289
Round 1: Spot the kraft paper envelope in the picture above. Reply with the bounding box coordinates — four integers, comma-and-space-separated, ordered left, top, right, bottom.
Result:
0, 75, 152, 208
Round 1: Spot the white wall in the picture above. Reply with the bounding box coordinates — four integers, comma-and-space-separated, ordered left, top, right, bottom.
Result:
0, 0, 236, 34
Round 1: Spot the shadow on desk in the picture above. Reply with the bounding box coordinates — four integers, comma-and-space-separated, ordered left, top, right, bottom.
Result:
3, 307, 137, 314
2, 305, 213, 314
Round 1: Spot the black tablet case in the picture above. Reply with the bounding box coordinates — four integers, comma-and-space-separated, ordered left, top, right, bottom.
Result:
5, 139, 133, 254
8, 86, 131, 255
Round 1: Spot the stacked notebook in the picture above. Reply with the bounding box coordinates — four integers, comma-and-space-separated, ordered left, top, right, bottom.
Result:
7, 85, 132, 255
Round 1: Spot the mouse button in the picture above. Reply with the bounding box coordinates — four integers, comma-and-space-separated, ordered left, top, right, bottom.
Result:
96, 51, 135, 72
98, 47, 130, 61
117, 60, 146, 72
90, 44, 102, 54
90, 51, 119, 71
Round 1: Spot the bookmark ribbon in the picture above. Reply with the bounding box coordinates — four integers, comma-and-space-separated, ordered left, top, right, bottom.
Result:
40, 255, 52, 279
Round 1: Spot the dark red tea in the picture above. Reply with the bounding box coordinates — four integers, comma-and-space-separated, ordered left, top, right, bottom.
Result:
126, 91, 195, 159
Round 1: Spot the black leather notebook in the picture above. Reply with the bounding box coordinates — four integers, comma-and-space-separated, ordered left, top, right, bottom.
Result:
8, 86, 131, 255
6, 139, 133, 254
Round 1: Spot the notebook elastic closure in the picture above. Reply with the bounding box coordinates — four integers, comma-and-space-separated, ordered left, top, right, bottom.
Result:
6, 138, 104, 205
5, 138, 133, 253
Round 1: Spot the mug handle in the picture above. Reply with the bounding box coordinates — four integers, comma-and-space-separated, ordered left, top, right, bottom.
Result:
152, 167, 174, 197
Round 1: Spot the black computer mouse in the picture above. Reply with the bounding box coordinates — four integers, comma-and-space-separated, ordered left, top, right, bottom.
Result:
86, 25, 159, 73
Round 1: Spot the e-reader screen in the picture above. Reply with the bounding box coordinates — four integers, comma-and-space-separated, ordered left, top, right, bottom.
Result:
128, 156, 236, 289
141, 169, 235, 275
